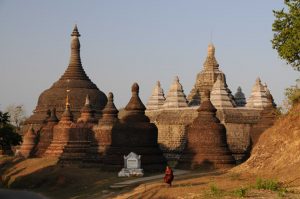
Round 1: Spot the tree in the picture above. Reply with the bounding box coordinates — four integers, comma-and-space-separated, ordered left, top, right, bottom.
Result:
0, 111, 22, 155
5, 104, 27, 130
272, 0, 300, 71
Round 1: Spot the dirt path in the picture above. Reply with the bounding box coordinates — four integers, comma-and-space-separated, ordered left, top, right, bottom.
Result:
0, 189, 48, 199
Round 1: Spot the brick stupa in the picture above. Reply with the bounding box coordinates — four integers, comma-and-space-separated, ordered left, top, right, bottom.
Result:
19, 125, 37, 158
88, 92, 119, 164
35, 108, 59, 157
177, 90, 235, 169
103, 83, 166, 171
234, 87, 246, 107
25, 25, 107, 128
246, 78, 269, 109
163, 76, 188, 108
210, 75, 234, 108
146, 81, 166, 110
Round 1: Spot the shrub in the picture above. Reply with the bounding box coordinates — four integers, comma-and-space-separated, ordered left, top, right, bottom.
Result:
233, 187, 248, 198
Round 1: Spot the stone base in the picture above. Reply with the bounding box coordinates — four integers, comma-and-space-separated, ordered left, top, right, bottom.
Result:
118, 168, 144, 177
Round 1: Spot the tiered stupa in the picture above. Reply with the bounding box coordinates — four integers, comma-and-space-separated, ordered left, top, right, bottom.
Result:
24, 25, 107, 128
35, 108, 59, 156
146, 81, 166, 110
210, 75, 234, 108
264, 83, 277, 107
44, 95, 75, 157
177, 91, 235, 169
234, 87, 246, 107
188, 86, 201, 106
250, 85, 277, 146
188, 43, 226, 100
88, 92, 119, 163
103, 83, 166, 171
77, 95, 98, 124
163, 76, 188, 108
246, 78, 269, 109
19, 125, 37, 158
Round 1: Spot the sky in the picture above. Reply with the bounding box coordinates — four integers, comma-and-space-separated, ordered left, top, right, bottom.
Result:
0, 0, 299, 116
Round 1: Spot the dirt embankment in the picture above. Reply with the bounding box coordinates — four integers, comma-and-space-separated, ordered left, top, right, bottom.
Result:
233, 103, 300, 183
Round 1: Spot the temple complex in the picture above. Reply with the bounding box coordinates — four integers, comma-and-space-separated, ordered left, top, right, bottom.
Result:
18, 26, 277, 170
146, 44, 277, 164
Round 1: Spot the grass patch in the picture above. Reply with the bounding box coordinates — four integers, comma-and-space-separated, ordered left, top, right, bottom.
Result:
253, 178, 288, 198
204, 183, 224, 198
254, 178, 280, 191
232, 187, 248, 198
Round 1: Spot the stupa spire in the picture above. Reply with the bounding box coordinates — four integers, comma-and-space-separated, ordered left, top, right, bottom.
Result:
60, 94, 73, 122
203, 43, 219, 71
60, 25, 90, 81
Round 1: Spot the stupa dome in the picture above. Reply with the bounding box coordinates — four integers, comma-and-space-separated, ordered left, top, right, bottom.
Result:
26, 25, 107, 124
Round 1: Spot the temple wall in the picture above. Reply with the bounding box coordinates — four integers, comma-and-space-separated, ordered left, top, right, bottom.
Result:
146, 107, 261, 164
224, 123, 252, 163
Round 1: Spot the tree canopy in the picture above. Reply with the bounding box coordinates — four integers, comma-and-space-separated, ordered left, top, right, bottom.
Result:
272, 0, 300, 71
0, 111, 22, 154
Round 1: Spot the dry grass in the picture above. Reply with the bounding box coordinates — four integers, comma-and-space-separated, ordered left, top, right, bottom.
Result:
0, 157, 122, 199
233, 103, 300, 184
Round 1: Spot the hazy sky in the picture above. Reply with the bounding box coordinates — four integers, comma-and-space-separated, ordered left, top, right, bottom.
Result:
0, 0, 299, 115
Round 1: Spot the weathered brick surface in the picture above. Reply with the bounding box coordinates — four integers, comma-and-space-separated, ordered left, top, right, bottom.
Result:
146, 106, 268, 164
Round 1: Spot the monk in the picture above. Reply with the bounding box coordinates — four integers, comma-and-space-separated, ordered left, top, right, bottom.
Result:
164, 166, 174, 186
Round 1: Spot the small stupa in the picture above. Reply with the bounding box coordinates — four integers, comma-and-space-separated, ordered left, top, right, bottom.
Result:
188, 86, 201, 106
210, 75, 234, 108
177, 90, 235, 169
234, 87, 246, 107
88, 92, 119, 163
103, 83, 166, 171
250, 86, 277, 146
35, 108, 59, 157
19, 125, 37, 158
246, 78, 269, 109
44, 95, 75, 157
77, 95, 98, 124
264, 83, 277, 108
146, 81, 166, 110
163, 76, 188, 108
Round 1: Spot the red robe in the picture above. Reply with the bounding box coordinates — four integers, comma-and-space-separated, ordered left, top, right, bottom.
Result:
164, 167, 174, 185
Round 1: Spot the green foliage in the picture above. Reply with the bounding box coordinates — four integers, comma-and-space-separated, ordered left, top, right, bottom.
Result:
209, 184, 223, 198
232, 187, 248, 198
285, 86, 300, 105
0, 111, 22, 152
272, 0, 300, 71
255, 178, 280, 191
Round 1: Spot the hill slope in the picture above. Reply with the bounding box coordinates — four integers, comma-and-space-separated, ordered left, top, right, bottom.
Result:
234, 103, 300, 182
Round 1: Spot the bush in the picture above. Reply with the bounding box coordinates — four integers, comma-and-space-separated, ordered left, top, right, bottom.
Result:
209, 184, 223, 197
285, 86, 300, 106
233, 187, 248, 198
255, 178, 280, 191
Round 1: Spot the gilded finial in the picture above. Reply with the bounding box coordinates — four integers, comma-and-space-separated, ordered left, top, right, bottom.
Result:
85, 95, 90, 105
66, 93, 70, 109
